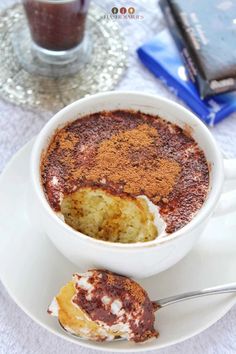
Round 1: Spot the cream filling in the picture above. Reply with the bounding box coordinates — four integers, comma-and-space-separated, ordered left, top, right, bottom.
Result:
137, 195, 167, 239
48, 297, 59, 317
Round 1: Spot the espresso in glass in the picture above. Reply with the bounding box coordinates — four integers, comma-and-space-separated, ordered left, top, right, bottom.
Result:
23, 0, 90, 64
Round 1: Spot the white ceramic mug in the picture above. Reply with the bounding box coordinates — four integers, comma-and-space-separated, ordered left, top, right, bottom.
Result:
30, 92, 236, 278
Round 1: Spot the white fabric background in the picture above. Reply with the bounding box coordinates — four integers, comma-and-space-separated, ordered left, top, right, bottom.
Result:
0, 1, 236, 353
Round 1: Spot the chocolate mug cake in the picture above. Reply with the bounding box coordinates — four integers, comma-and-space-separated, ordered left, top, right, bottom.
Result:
41, 110, 209, 242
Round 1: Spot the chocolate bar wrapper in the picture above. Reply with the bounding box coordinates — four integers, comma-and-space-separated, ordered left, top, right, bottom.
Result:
137, 29, 236, 125
159, 0, 236, 98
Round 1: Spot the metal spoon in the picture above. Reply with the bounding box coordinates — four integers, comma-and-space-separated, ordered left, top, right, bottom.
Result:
63, 282, 236, 341
154, 282, 236, 308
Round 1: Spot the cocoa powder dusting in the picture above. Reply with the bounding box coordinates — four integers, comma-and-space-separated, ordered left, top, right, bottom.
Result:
85, 124, 181, 200
124, 278, 145, 303
41, 110, 209, 233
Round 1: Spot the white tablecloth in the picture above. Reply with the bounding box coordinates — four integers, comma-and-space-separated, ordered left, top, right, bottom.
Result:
1, 1, 236, 353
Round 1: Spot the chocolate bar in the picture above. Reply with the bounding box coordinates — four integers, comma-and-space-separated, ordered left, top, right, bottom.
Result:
160, 0, 236, 98
137, 29, 236, 125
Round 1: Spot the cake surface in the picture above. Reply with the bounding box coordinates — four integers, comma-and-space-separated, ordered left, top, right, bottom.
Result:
41, 110, 209, 234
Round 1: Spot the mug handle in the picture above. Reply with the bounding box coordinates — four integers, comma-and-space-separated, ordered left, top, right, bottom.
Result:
214, 159, 236, 216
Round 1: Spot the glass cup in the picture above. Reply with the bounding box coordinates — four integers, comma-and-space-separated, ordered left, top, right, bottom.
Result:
22, 0, 90, 65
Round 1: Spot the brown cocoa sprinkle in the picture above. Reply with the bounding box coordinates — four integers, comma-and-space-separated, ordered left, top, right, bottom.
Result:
106, 273, 116, 286
84, 124, 181, 200
152, 196, 161, 203
124, 279, 145, 304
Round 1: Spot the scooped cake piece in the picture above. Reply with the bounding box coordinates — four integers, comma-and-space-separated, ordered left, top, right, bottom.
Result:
48, 269, 158, 342
61, 187, 160, 243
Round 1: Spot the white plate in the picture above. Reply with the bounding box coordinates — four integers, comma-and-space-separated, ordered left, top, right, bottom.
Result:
0, 140, 236, 352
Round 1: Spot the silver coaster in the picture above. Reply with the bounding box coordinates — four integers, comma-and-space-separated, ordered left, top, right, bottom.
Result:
12, 29, 92, 77
0, 4, 128, 111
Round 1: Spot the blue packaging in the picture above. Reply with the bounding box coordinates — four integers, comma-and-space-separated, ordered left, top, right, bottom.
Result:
137, 29, 236, 125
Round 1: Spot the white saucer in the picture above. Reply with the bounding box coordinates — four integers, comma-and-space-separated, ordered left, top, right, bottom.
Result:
0, 140, 236, 352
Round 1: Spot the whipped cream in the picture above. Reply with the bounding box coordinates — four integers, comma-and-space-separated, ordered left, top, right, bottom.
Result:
48, 297, 59, 317
137, 195, 167, 239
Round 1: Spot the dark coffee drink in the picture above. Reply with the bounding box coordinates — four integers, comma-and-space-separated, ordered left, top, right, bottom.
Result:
23, 0, 90, 51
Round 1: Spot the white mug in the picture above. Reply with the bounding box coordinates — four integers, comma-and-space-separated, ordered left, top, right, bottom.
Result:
30, 92, 236, 278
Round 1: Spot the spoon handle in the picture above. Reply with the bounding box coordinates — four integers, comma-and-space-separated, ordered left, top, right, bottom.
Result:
155, 283, 236, 308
